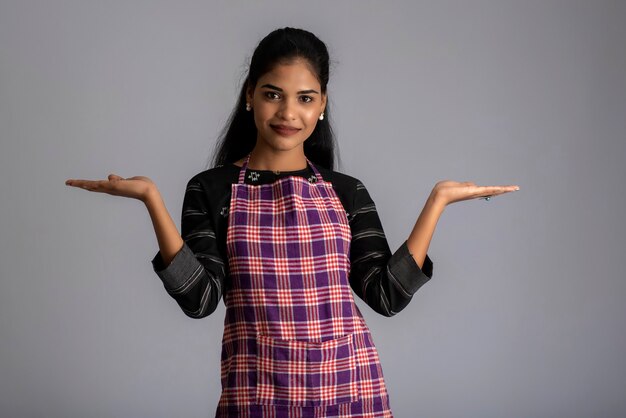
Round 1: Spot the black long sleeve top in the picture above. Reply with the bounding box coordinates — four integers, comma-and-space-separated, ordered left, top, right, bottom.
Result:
151, 162, 433, 318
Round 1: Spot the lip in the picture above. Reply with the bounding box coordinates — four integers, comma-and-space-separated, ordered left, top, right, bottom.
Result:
270, 124, 301, 137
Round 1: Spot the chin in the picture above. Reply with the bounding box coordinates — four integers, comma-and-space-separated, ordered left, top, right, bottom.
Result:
273, 142, 305, 152
265, 136, 306, 151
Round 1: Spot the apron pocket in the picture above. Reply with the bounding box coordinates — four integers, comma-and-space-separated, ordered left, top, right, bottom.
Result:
255, 333, 359, 407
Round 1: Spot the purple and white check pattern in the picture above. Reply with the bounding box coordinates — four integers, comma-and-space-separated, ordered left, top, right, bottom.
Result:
216, 154, 392, 417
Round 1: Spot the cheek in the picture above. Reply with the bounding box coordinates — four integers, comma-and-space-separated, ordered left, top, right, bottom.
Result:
253, 107, 272, 125
303, 110, 320, 125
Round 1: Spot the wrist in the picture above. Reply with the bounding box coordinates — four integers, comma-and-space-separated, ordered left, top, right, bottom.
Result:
427, 190, 447, 213
142, 185, 161, 206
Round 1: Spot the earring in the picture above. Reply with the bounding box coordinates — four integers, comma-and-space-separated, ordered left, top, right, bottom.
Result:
245, 102, 252, 111
319, 112, 324, 121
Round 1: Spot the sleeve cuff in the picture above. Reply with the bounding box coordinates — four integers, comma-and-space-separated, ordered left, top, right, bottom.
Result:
388, 240, 434, 295
150, 242, 203, 291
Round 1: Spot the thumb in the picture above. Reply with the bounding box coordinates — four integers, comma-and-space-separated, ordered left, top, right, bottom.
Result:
108, 174, 124, 181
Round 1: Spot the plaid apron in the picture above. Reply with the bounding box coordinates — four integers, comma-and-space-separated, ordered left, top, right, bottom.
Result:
217, 153, 393, 417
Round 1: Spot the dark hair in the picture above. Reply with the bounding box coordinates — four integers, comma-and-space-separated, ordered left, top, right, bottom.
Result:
208, 27, 337, 170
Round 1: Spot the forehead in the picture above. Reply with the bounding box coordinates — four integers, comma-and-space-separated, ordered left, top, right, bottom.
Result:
257, 59, 321, 90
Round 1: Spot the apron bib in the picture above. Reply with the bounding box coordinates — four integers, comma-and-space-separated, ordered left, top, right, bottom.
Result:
217, 153, 392, 417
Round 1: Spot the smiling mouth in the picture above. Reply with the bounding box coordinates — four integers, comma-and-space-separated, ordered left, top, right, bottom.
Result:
270, 125, 301, 136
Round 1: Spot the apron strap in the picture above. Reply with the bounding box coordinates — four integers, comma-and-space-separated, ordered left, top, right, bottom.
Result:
237, 153, 324, 184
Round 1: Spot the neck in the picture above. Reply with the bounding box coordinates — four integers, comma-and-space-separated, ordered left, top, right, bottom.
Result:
247, 145, 307, 172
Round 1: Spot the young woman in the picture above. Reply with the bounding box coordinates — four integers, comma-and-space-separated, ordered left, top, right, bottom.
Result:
66, 27, 519, 418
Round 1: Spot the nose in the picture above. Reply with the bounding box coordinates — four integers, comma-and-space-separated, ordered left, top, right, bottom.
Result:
277, 98, 296, 120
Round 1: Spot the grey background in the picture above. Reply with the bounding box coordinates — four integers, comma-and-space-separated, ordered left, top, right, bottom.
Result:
1, 1, 625, 417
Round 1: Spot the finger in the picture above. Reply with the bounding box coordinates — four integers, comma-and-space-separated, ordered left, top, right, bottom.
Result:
65, 178, 86, 187
488, 185, 520, 194
66, 179, 108, 192
476, 185, 519, 198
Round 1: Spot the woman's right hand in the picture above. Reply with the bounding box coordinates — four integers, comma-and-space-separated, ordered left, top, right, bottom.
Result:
65, 174, 156, 203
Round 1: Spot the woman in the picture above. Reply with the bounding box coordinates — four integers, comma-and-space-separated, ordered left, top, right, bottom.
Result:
66, 27, 519, 417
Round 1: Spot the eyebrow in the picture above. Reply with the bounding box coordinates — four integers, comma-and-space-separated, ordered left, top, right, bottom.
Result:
260, 83, 319, 95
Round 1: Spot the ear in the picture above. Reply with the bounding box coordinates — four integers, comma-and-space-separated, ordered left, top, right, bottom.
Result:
320, 92, 327, 114
246, 83, 254, 105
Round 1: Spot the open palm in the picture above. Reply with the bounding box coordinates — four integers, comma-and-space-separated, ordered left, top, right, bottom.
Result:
65, 174, 155, 202
434, 180, 519, 206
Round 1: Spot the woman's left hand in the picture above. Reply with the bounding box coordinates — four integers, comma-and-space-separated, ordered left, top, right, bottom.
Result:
431, 180, 520, 207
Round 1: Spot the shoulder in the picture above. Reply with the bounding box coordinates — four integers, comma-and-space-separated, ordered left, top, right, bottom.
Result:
317, 166, 371, 211
317, 166, 362, 189
180, 164, 240, 211
186, 164, 240, 190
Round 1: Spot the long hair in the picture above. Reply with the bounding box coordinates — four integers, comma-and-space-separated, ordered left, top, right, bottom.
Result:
208, 27, 337, 170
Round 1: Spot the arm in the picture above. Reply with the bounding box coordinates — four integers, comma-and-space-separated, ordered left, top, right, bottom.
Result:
348, 181, 434, 317
146, 179, 226, 319
406, 180, 521, 267
405, 192, 445, 269
145, 187, 184, 266
65, 172, 228, 318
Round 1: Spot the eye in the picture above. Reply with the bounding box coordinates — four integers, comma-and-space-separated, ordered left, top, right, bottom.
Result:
299, 95, 314, 103
264, 91, 280, 100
